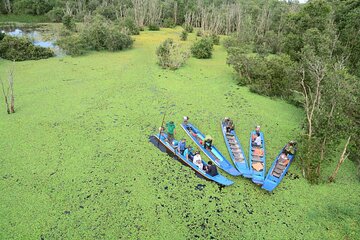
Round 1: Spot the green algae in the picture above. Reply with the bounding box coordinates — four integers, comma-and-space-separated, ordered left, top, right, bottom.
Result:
0, 27, 359, 239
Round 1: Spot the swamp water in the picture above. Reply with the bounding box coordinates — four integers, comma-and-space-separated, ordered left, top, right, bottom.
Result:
3, 28, 64, 56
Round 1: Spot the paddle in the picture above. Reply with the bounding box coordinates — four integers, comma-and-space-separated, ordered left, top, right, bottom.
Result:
158, 111, 166, 147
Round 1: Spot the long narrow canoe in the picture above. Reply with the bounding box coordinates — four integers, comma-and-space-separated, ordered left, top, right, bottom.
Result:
262, 145, 296, 191
150, 134, 234, 186
181, 122, 241, 176
220, 121, 251, 178
249, 131, 266, 184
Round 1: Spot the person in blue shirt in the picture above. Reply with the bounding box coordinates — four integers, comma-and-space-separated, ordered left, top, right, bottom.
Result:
159, 126, 167, 140
177, 138, 186, 155
183, 145, 194, 161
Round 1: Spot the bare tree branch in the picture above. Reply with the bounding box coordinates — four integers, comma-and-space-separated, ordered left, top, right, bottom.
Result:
0, 77, 10, 114
328, 136, 351, 182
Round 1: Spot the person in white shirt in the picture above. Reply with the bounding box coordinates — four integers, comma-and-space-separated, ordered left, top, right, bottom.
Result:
193, 151, 204, 170
253, 132, 262, 146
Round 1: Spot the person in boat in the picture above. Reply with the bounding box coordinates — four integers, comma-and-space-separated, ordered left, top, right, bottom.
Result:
183, 145, 194, 161
204, 135, 213, 150
252, 132, 262, 147
177, 138, 186, 155
159, 126, 167, 140
252, 125, 261, 141
165, 121, 176, 144
193, 151, 204, 170
285, 141, 296, 155
205, 161, 218, 176
224, 117, 235, 133
183, 116, 189, 125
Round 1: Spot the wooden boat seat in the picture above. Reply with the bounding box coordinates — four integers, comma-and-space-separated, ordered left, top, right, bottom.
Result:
230, 145, 240, 150
275, 164, 286, 170
252, 148, 264, 156
252, 162, 263, 171
235, 157, 245, 162
226, 133, 234, 137
279, 159, 290, 166
272, 171, 281, 178
252, 155, 261, 160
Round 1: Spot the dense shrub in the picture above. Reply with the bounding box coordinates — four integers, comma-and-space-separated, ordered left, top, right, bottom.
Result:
210, 33, 220, 45
227, 51, 299, 99
46, 7, 64, 22
196, 29, 203, 37
191, 37, 213, 59
81, 16, 109, 50
62, 14, 76, 31
180, 30, 187, 41
56, 34, 86, 56
184, 24, 193, 33
163, 18, 175, 28
81, 15, 133, 52
105, 26, 134, 51
0, 35, 54, 61
156, 38, 189, 70
13, 0, 54, 15
148, 24, 160, 31
118, 17, 140, 35
223, 37, 238, 49
94, 5, 117, 21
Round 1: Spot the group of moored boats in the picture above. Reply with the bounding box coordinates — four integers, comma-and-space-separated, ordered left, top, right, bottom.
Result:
151, 118, 297, 192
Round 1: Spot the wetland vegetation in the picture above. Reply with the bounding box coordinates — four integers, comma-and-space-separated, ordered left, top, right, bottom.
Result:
0, 0, 359, 239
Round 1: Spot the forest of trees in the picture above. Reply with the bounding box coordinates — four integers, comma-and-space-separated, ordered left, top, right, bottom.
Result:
224, 0, 360, 183
1, 0, 359, 183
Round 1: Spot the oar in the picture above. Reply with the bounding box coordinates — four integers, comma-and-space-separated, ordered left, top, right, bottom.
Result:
158, 111, 166, 147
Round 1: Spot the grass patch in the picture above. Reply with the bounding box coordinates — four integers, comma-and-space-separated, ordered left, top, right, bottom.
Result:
0, 26, 359, 239
0, 14, 50, 23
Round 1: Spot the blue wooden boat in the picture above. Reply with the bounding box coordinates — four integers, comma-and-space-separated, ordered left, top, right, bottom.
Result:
181, 122, 241, 176
150, 134, 234, 186
249, 130, 266, 184
262, 145, 296, 192
220, 121, 251, 178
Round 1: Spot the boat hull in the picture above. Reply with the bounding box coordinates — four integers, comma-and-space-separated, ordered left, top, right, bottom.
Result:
249, 131, 266, 184
220, 121, 251, 177
262, 145, 296, 192
181, 123, 241, 176
150, 134, 234, 186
